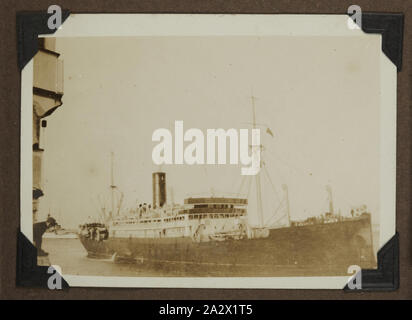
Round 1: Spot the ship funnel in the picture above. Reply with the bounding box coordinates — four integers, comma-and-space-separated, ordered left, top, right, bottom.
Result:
152, 172, 166, 208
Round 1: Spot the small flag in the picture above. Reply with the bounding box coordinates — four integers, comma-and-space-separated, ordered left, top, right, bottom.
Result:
266, 127, 274, 137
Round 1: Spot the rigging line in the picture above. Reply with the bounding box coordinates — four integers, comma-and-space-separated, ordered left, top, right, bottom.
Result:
265, 146, 356, 208
237, 175, 247, 197
96, 195, 107, 219
246, 175, 253, 199
230, 174, 243, 198
259, 146, 287, 187
263, 200, 284, 226
269, 145, 353, 206
265, 147, 308, 180
265, 147, 334, 200
264, 131, 314, 172
266, 211, 288, 228
229, 169, 239, 196
262, 165, 281, 204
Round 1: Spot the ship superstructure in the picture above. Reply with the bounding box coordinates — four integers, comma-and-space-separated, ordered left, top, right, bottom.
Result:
110, 195, 248, 241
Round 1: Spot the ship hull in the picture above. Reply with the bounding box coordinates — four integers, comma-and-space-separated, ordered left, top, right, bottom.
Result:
79, 216, 375, 276
79, 235, 114, 259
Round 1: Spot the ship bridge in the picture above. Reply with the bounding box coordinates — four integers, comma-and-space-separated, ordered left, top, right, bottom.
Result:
180, 197, 248, 219
184, 197, 247, 205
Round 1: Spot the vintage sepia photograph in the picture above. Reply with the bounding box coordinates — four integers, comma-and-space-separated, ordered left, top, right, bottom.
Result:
21, 14, 397, 288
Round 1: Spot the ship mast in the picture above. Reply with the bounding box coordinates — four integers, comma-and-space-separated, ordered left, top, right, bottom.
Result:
251, 95, 264, 228
110, 152, 116, 218
326, 185, 334, 214
282, 184, 291, 226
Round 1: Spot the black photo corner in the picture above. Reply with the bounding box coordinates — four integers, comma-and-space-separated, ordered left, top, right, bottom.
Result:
15, 10, 403, 292
341, 12, 403, 292
16, 9, 71, 289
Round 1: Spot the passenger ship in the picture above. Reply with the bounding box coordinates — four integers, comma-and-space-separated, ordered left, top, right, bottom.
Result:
78, 100, 376, 275
79, 171, 375, 275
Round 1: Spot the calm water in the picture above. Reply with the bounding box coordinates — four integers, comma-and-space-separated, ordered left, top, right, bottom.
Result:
42, 234, 380, 278
44, 238, 310, 277
43, 238, 167, 277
